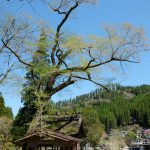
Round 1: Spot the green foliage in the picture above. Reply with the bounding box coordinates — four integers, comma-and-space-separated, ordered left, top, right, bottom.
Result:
11, 106, 36, 141
0, 93, 14, 147
82, 107, 104, 146
0, 94, 5, 116
0, 117, 15, 150
130, 93, 150, 126
111, 97, 131, 126
126, 131, 136, 139
125, 131, 137, 146
98, 107, 117, 132
4, 107, 13, 119
0, 93, 13, 119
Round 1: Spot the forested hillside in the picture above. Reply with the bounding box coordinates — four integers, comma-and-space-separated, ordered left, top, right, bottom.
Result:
56, 84, 150, 132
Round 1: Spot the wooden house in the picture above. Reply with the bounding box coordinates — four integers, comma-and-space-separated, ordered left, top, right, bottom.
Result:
15, 129, 82, 150
15, 114, 84, 150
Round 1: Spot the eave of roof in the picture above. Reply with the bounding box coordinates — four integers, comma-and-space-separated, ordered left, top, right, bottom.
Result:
15, 130, 82, 144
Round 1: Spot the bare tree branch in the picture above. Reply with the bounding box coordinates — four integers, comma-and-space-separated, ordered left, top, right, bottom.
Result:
72, 74, 109, 92
1, 39, 32, 67
51, 77, 75, 96
51, 1, 79, 65
0, 62, 17, 84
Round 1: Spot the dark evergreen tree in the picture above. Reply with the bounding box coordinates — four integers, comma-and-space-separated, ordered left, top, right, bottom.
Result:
0, 93, 13, 119
12, 30, 49, 140
4, 107, 13, 119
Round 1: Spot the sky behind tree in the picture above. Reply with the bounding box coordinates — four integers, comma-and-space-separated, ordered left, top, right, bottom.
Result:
1, 0, 150, 116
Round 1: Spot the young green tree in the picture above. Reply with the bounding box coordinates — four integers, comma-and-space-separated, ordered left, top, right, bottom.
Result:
82, 107, 104, 146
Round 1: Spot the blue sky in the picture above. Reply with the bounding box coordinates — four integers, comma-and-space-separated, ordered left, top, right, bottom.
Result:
1, 0, 150, 116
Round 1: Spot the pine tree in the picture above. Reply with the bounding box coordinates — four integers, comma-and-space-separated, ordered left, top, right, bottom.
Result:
22, 30, 49, 105
4, 107, 13, 119
12, 30, 49, 140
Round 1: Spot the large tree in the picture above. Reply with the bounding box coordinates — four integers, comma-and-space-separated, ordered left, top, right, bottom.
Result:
1, 0, 148, 100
